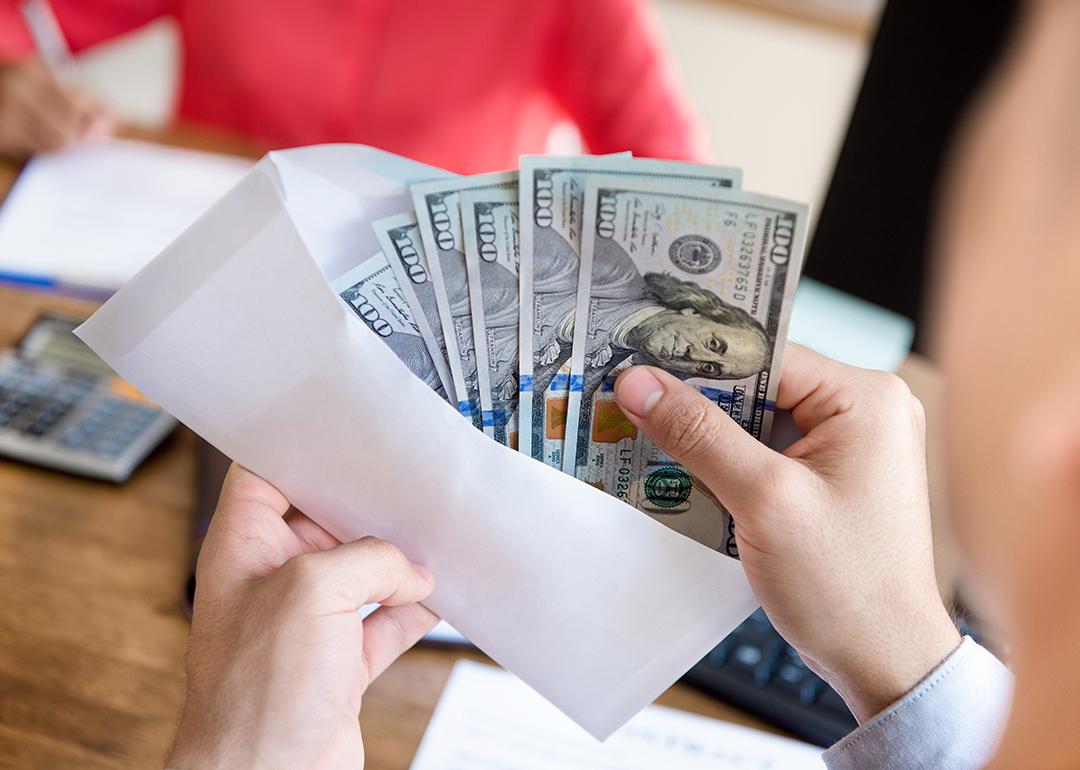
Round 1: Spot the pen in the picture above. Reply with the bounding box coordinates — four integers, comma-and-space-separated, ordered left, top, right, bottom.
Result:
19, 0, 81, 85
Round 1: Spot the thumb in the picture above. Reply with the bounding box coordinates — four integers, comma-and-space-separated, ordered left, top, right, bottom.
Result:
614, 366, 783, 512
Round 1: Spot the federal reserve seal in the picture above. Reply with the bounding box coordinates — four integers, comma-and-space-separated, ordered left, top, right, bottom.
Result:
669, 234, 721, 274
644, 466, 693, 509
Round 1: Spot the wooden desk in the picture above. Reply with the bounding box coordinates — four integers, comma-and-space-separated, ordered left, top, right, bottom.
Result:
0, 137, 950, 769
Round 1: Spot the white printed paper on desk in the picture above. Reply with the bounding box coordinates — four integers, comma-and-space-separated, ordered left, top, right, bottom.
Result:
0, 139, 250, 292
410, 660, 825, 770
75, 144, 758, 739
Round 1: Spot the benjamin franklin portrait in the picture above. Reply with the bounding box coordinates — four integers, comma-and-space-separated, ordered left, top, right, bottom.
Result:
575, 232, 769, 404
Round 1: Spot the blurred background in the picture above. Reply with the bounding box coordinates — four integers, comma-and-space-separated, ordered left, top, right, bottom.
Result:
7, 0, 1023, 768
74, 0, 879, 218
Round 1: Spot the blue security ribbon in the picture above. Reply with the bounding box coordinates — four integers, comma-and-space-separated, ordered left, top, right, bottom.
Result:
547, 373, 570, 391
482, 409, 510, 427
698, 386, 776, 412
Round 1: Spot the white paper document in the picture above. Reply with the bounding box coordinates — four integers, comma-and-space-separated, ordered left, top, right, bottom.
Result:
0, 138, 250, 292
75, 145, 758, 739
411, 660, 826, 770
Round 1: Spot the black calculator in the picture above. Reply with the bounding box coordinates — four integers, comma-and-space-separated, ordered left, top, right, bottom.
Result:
0, 314, 176, 482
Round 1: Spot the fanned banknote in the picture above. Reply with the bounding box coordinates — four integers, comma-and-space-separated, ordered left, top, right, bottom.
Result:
412, 172, 517, 429
568, 177, 808, 556
460, 189, 520, 447
525, 159, 742, 475
371, 212, 456, 402
518, 155, 631, 466
331, 253, 450, 401
521, 157, 742, 469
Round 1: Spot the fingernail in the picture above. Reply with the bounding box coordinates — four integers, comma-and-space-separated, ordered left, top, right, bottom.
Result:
414, 564, 435, 584
615, 367, 664, 418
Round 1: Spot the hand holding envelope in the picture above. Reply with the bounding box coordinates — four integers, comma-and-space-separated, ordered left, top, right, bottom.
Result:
75, 145, 808, 738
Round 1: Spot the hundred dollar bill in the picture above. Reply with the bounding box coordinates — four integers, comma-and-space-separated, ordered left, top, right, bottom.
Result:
460, 189, 520, 447
371, 212, 456, 402
569, 177, 808, 557
519, 155, 627, 465
412, 171, 516, 429
521, 157, 741, 472
331, 253, 450, 401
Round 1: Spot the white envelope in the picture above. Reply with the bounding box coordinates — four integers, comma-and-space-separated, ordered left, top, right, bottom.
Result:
76, 144, 758, 740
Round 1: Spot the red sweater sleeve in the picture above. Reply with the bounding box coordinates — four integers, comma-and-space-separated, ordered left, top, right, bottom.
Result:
0, 0, 173, 62
544, 0, 712, 162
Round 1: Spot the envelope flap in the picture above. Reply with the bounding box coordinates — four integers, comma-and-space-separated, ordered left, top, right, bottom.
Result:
267, 145, 453, 279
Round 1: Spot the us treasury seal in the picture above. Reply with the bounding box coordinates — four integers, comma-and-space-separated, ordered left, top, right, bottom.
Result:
644, 466, 693, 508
669, 234, 721, 274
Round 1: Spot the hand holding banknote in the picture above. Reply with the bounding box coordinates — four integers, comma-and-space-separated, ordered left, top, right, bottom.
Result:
167, 465, 436, 770
614, 346, 961, 723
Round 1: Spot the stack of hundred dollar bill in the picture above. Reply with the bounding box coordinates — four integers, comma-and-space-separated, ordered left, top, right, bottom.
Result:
330, 154, 808, 559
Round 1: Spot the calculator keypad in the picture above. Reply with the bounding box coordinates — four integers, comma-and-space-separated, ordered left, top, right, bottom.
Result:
58, 398, 160, 456
0, 365, 89, 433
0, 360, 161, 458
0, 342, 175, 482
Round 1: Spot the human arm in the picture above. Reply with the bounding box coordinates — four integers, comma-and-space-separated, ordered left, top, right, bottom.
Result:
0, 58, 113, 156
166, 464, 437, 770
823, 637, 1011, 770
0, 1, 173, 157
613, 347, 1011, 765
544, 0, 711, 160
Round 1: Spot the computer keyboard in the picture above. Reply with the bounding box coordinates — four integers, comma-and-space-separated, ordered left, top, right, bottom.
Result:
682, 608, 857, 747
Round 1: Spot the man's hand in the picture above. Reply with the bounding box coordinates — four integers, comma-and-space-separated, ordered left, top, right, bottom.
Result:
0, 58, 114, 158
167, 465, 437, 770
614, 346, 960, 722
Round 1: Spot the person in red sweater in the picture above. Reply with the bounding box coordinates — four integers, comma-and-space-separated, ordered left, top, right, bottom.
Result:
0, 0, 709, 168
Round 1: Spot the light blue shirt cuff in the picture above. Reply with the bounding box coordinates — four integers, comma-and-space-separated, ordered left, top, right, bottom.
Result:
823, 636, 1013, 770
